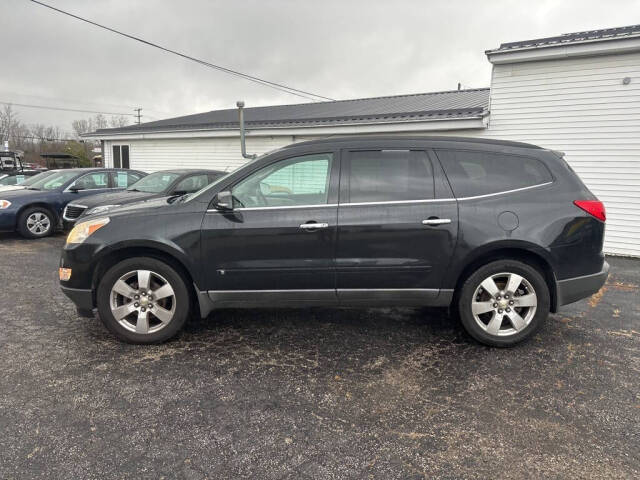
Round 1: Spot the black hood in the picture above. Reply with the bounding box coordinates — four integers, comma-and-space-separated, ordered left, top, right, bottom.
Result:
78, 190, 160, 209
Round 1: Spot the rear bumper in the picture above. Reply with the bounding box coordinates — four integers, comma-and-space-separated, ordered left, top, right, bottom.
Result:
556, 261, 609, 307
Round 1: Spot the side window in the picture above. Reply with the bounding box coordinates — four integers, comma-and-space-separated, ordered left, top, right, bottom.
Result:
436, 150, 553, 198
174, 174, 209, 193
345, 150, 434, 203
112, 171, 142, 188
232, 153, 333, 208
112, 145, 130, 169
73, 172, 110, 190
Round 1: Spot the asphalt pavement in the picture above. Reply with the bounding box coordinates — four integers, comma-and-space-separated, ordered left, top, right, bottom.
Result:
0, 232, 638, 479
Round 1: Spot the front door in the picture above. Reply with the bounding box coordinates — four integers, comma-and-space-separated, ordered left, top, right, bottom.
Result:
200, 152, 339, 306
336, 149, 458, 304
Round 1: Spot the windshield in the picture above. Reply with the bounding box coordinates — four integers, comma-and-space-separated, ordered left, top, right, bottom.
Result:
28, 170, 79, 190
128, 172, 180, 193
22, 171, 55, 186
185, 161, 257, 202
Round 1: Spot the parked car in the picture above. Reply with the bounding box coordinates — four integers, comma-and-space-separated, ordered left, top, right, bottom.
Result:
59, 136, 608, 346
0, 169, 49, 187
0, 170, 57, 193
63, 169, 225, 224
0, 168, 145, 238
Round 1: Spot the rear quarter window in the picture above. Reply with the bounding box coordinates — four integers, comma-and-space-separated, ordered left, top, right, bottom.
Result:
435, 149, 552, 198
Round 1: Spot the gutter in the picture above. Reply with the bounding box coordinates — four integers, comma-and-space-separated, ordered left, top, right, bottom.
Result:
81, 111, 489, 140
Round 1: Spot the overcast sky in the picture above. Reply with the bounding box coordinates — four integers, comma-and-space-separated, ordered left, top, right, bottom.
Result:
3, 0, 640, 132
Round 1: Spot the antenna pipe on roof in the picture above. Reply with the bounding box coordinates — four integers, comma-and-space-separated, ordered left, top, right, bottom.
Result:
237, 101, 256, 160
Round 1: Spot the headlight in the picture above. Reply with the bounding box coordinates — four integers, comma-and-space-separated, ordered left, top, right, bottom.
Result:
66, 217, 110, 245
0, 200, 11, 209
86, 204, 120, 215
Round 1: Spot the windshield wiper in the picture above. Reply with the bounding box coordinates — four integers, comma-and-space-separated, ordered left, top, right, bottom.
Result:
27, 187, 41, 191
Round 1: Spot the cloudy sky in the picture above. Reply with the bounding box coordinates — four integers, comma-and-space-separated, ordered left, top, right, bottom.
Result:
3, 0, 639, 133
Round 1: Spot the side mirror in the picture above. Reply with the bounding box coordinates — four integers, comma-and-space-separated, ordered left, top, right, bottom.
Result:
171, 189, 188, 196
69, 185, 85, 192
214, 190, 233, 210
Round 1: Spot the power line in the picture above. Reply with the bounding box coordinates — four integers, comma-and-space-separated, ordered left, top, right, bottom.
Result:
0, 90, 140, 111
0, 101, 135, 117
7, 133, 84, 142
30, 0, 335, 102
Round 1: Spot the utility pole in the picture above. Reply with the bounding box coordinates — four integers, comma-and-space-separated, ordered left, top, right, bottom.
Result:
134, 108, 142, 124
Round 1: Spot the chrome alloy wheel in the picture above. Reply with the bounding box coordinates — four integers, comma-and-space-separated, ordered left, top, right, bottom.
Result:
471, 272, 537, 337
109, 270, 176, 334
27, 212, 51, 235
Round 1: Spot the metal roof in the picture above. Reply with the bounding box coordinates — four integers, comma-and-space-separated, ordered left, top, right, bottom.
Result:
487, 24, 640, 54
91, 88, 490, 135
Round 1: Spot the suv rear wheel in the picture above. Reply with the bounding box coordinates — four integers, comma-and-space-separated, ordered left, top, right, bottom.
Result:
96, 257, 190, 344
457, 259, 550, 347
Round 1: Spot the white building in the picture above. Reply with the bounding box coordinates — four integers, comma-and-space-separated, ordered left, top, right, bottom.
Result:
85, 25, 640, 256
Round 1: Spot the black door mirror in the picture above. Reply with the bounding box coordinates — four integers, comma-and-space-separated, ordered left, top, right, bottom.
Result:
214, 190, 233, 210
69, 184, 85, 192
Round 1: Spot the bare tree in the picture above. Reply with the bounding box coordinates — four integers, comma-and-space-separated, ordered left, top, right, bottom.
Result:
109, 115, 130, 128
0, 104, 19, 143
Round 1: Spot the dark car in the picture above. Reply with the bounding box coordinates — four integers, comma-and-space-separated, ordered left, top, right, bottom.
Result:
0, 168, 145, 239
0, 169, 48, 187
59, 136, 608, 346
63, 169, 225, 224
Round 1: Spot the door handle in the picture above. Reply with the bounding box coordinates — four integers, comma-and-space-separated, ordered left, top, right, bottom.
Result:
422, 218, 451, 226
299, 222, 329, 230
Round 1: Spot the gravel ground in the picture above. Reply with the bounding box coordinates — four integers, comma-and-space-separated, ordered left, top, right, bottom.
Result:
0, 232, 638, 479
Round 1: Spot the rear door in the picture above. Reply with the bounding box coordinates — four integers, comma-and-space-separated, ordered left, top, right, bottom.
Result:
336, 148, 458, 303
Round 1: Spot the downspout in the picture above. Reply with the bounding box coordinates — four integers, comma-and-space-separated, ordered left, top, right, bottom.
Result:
237, 101, 256, 160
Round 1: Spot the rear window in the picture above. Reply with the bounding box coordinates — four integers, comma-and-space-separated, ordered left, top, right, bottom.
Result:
435, 149, 552, 198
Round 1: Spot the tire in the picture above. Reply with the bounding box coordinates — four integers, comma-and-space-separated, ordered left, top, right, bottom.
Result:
96, 257, 191, 344
456, 259, 550, 347
17, 206, 55, 239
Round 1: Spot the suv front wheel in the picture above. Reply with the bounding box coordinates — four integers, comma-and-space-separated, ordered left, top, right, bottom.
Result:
97, 257, 191, 344
457, 259, 550, 347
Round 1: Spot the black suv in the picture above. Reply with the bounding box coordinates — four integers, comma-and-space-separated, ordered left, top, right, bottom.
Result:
59, 136, 608, 346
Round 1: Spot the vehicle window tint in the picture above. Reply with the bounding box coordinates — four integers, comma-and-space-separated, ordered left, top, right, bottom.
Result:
174, 174, 209, 193
113, 171, 142, 188
436, 150, 553, 198
233, 153, 332, 208
73, 172, 110, 190
346, 150, 434, 203
129, 172, 180, 193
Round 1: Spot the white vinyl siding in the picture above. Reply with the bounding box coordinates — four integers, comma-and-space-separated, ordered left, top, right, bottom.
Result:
483, 52, 640, 257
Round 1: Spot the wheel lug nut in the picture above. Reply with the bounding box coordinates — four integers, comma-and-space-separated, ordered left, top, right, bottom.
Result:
134, 303, 139, 307
141, 307, 146, 312
506, 307, 511, 312
505, 294, 509, 299
498, 309, 503, 313
509, 300, 514, 305
134, 295, 139, 299
493, 303, 498, 308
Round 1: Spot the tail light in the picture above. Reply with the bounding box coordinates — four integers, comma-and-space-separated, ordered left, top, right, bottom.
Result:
574, 200, 606, 221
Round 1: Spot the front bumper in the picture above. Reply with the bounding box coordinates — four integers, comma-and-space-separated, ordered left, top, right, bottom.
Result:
60, 285, 94, 318
0, 209, 17, 231
556, 261, 609, 307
